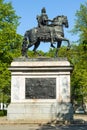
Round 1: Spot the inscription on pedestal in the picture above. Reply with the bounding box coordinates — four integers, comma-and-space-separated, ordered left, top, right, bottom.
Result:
25, 78, 56, 99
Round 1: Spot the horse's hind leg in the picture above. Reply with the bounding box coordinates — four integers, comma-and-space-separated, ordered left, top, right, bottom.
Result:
33, 42, 40, 55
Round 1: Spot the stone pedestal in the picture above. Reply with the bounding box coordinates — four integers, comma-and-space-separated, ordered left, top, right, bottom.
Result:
7, 58, 73, 123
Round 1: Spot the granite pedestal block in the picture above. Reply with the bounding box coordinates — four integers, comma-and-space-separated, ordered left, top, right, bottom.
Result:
7, 58, 73, 123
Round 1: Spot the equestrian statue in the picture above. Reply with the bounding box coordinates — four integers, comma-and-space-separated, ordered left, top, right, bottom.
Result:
21, 7, 70, 57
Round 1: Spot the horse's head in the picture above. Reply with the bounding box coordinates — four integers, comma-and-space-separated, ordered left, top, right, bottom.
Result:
52, 15, 69, 28
61, 15, 69, 28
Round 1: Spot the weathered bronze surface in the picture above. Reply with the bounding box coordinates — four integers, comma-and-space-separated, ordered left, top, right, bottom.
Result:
21, 7, 70, 57
25, 78, 56, 99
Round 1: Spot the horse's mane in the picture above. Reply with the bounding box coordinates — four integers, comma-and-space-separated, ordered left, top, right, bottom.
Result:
53, 15, 65, 21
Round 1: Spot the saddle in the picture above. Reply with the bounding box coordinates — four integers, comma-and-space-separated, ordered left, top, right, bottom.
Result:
37, 26, 51, 39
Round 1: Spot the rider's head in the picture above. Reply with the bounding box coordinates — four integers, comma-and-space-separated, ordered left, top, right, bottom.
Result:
41, 7, 46, 14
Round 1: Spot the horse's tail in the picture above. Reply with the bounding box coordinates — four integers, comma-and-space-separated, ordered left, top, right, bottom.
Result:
23, 30, 30, 44
21, 30, 30, 56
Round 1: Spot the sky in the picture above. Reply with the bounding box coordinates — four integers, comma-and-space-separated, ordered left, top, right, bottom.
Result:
5, 0, 86, 52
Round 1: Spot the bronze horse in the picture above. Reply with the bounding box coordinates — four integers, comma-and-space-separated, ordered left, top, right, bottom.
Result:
21, 15, 70, 57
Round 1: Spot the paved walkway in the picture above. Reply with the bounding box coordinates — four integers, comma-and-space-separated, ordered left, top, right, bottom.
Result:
0, 115, 87, 130
0, 125, 38, 130
0, 124, 87, 130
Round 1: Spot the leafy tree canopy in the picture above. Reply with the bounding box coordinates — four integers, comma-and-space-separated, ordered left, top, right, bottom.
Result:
71, 2, 87, 43
0, 0, 22, 103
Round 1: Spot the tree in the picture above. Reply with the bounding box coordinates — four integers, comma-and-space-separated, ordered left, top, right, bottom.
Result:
0, 0, 22, 61
70, 2, 87, 107
71, 2, 87, 42
0, 0, 22, 104
70, 44, 87, 105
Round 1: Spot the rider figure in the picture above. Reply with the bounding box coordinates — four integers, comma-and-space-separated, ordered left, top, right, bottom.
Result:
36, 7, 49, 27
36, 7, 55, 48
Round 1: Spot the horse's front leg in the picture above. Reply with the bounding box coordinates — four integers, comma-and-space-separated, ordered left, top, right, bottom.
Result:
66, 39, 71, 50
51, 43, 55, 48
55, 41, 61, 57
61, 37, 71, 50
